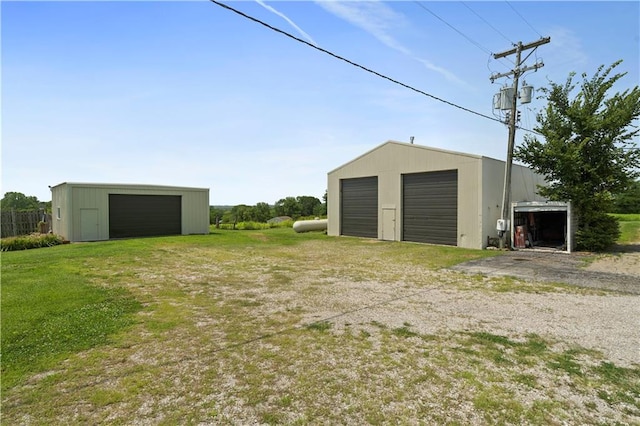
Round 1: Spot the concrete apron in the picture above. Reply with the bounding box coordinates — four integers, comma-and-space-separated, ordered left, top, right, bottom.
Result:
450, 250, 640, 295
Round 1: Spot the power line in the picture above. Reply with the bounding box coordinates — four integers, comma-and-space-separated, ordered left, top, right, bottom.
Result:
413, 1, 493, 56
209, 0, 542, 135
505, 1, 543, 38
211, 0, 501, 124
515, 6, 544, 72
461, 1, 513, 45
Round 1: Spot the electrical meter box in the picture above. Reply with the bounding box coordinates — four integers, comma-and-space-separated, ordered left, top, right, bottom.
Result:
496, 219, 510, 232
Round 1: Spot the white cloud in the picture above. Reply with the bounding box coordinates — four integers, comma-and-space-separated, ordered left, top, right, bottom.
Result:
317, 1, 409, 52
544, 26, 588, 71
316, 0, 466, 85
255, 0, 317, 45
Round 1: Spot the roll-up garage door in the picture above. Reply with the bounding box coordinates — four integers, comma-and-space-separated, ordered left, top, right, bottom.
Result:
402, 170, 457, 245
340, 176, 378, 238
109, 194, 182, 238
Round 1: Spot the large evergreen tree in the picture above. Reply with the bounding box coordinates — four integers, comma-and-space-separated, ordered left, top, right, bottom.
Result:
514, 60, 640, 251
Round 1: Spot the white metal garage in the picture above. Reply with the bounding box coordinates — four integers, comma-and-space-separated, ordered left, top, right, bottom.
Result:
50, 182, 210, 242
327, 141, 548, 250
511, 201, 575, 252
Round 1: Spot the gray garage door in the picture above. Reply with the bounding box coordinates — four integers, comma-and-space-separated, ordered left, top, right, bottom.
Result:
402, 170, 458, 246
341, 176, 378, 238
109, 194, 181, 239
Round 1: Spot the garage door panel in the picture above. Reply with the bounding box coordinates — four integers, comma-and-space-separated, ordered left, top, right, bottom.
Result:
109, 194, 182, 238
341, 177, 377, 238
403, 170, 457, 246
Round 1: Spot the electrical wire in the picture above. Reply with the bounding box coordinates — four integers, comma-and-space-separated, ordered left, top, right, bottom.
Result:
462, 1, 514, 45
414, 1, 514, 73
209, 0, 541, 135
505, 1, 543, 38
413, 2, 493, 56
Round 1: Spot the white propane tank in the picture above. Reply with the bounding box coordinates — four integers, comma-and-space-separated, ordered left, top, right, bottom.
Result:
520, 83, 533, 104
293, 218, 328, 233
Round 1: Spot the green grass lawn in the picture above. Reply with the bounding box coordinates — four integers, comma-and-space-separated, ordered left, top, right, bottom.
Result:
611, 213, 640, 244
1, 241, 144, 390
2, 228, 638, 424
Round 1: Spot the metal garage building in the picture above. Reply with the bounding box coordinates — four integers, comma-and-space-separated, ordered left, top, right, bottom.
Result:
50, 183, 210, 242
327, 141, 548, 250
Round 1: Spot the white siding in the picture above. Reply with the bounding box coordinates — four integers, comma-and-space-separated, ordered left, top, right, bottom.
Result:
328, 141, 484, 249
50, 183, 209, 242
328, 141, 548, 250
480, 158, 547, 248
181, 190, 211, 235
51, 184, 72, 240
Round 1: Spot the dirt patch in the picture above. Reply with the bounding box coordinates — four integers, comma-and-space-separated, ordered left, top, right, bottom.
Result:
586, 245, 640, 276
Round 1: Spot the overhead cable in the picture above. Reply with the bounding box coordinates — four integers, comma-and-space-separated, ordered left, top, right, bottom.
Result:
462, 2, 514, 45
210, 0, 542, 134
413, 1, 493, 56
505, 1, 543, 38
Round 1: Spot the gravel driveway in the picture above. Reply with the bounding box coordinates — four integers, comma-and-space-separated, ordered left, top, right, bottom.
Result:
441, 247, 639, 368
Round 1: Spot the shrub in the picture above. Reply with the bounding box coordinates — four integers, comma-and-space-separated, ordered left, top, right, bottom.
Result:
216, 220, 294, 230
576, 213, 621, 252
237, 221, 266, 230
269, 219, 293, 229
0, 233, 66, 252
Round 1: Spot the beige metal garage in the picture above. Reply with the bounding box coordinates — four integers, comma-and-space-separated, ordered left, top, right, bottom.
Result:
50, 182, 210, 242
327, 141, 547, 249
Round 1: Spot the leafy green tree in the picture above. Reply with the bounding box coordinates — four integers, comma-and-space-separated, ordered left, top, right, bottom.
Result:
296, 196, 321, 217
514, 61, 640, 251
222, 210, 235, 224
251, 202, 273, 222
231, 204, 252, 222
313, 203, 327, 217
209, 207, 225, 225
312, 191, 328, 217
274, 197, 301, 218
612, 179, 640, 213
0, 192, 41, 212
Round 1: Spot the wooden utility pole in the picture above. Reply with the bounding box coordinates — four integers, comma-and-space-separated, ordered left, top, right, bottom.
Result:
490, 37, 550, 249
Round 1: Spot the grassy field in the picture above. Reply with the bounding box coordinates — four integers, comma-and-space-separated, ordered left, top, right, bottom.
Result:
611, 213, 640, 244
2, 228, 638, 424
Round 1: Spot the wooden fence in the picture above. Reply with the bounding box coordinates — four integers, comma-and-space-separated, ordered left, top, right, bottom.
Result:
1, 210, 52, 238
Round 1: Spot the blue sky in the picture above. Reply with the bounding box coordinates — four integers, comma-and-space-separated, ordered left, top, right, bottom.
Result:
2, 1, 638, 205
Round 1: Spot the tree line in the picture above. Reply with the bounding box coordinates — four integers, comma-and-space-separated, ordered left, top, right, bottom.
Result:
0, 192, 50, 212
0, 192, 328, 223
209, 194, 327, 225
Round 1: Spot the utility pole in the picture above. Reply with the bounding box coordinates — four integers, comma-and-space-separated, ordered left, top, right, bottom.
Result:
490, 37, 550, 249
